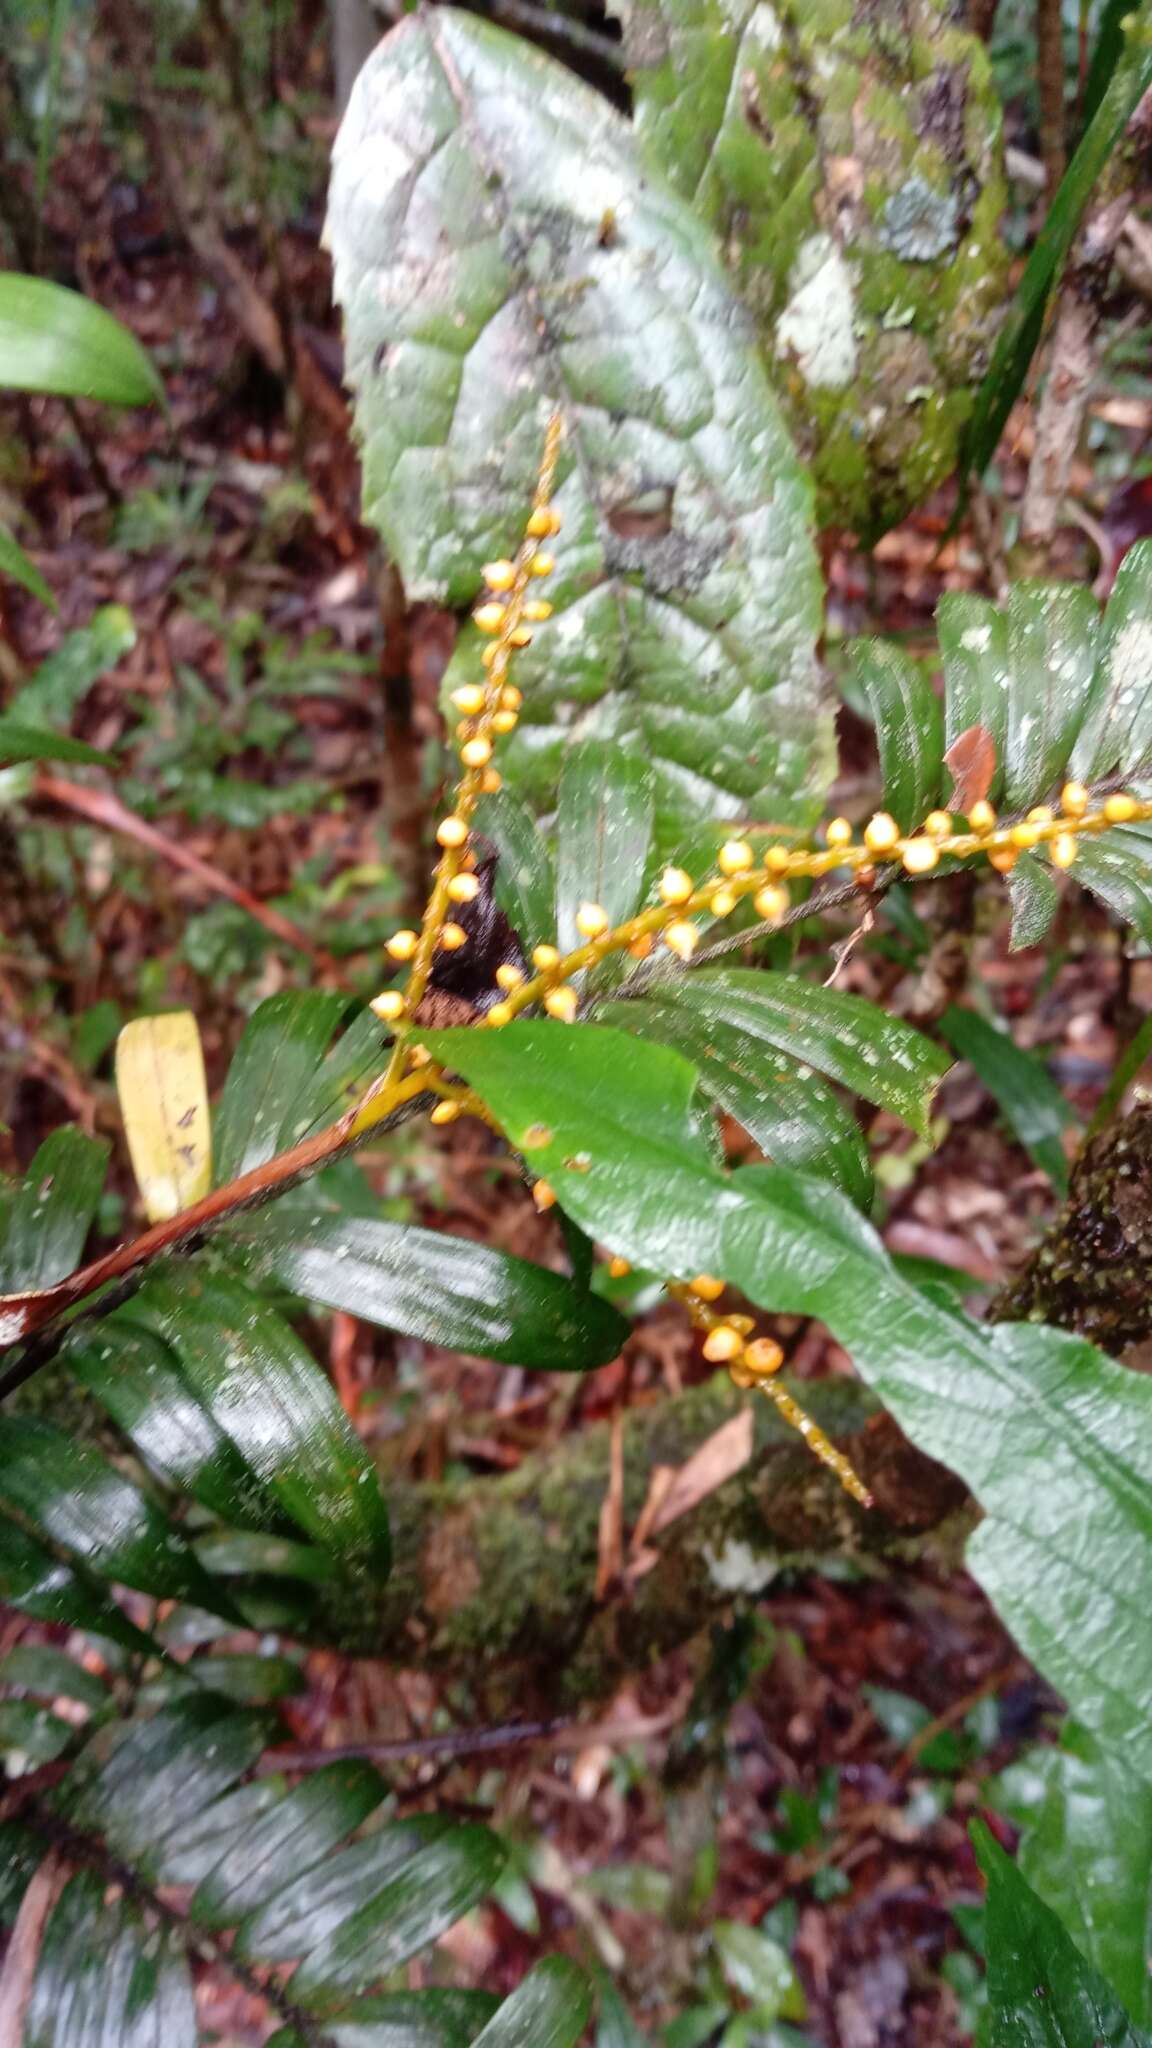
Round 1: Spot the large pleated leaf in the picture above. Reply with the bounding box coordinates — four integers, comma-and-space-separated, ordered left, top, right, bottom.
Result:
597, 991, 872, 1207
0, 1128, 108, 1294
474, 785, 556, 955
849, 641, 942, 834
327, 6, 824, 837
976, 1820, 1151, 2047
470, 1957, 593, 2046
68, 1697, 275, 1873
126, 1267, 391, 1571
22, 1871, 197, 2048
191, 1760, 386, 1928
554, 740, 654, 961
234, 1208, 629, 1371
424, 1021, 1152, 1782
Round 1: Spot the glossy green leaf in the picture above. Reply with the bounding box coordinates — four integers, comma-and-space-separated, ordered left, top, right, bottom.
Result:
69, 1697, 274, 1873
290, 1005, 388, 1142
23, 1872, 196, 2048
0, 1698, 76, 1762
235, 1208, 629, 1371
235, 1818, 441, 1962
267, 1990, 500, 2047
597, 991, 873, 1207
149, 1653, 305, 1707
214, 990, 351, 1180
555, 740, 654, 961
1008, 853, 1059, 950
157, 1777, 288, 1888
1001, 585, 1101, 812
1071, 540, 1152, 781
0, 717, 109, 764
327, 7, 824, 837
850, 642, 942, 833
0, 1416, 234, 1615
8, 603, 136, 728
0, 273, 162, 405
0, 1512, 159, 1656
0, 524, 55, 608
976, 1820, 1151, 2047
471, 1957, 593, 2047
961, 12, 1152, 487
715, 1920, 804, 2020
67, 1313, 278, 1529
129, 1267, 391, 1571
621, 969, 949, 1137
1083, 0, 1133, 126
193, 1760, 385, 1928
1001, 1727, 1152, 2022
938, 593, 1010, 802
474, 785, 556, 953
0, 1643, 109, 1712
939, 1006, 1075, 1193
0, 1127, 108, 1293
425, 1022, 1152, 1779
1074, 827, 1152, 945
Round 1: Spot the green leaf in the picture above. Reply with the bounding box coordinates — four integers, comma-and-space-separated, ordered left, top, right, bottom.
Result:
939, 1006, 1075, 1193
23, 1872, 196, 2048
849, 642, 942, 833
128, 1267, 391, 1572
9, 603, 136, 728
0, 1698, 76, 1762
290, 1006, 388, 1141
214, 990, 351, 1180
0, 1128, 109, 1292
714, 1920, 804, 2021
0, 1512, 160, 1656
267, 1990, 500, 2047
975, 1819, 1152, 2047
0, 718, 109, 764
0, 273, 162, 405
0, 1416, 235, 1614
1000, 586, 1101, 812
597, 991, 873, 1207
0, 524, 55, 608
0, 1643, 108, 1712
474, 784, 556, 954
192, 1760, 386, 1928
961, 10, 1152, 488
1003, 1727, 1152, 2023
1071, 825, 1152, 945
327, 7, 824, 838
613, 969, 949, 1137
555, 740, 654, 961
68, 1697, 274, 1874
1008, 853, 1060, 950
234, 1208, 629, 1371
1071, 540, 1152, 781
424, 1022, 1152, 1780
35, 0, 74, 218
471, 1956, 593, 2047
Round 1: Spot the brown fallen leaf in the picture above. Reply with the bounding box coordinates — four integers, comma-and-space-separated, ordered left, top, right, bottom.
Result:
626, 1409, 755, 1580
944, 723, 997, 813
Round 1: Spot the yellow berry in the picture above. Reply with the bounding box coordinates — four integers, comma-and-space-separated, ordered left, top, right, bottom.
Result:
968, 800, 997, 833
440, 922, 468, 950
576, 901, 610, 937
526, 506, 559, 538
608, 1255, 631, 1279
1026, 805, 1054, 826
480, 644, 502, 669
370, 990, 406, 1023
473, 602, 506, 634
530, 552, 555, 577
1050, 831, 1078, 869
482, 559, 516, 590
533, 1178, 557, 1210
702, 1325, 744, 1364
480, 768, 503, 793
664, 919, 699, 960
386, 928, 419, 961
544, 986, 579, 1022
500, 685, 523, 711
460, 736, 493, 768
1010, 821, 1043, 849
430, 1100, 462, 1125
825, 817, 853, 849
763, 845, 792, 874
451, 684, 486, 715
532, 943, 561, 971
744, 1337, 784, 1375
709, 887, 737, 917
718, 838, 754, 876
524, 600, 553, 622
659, 866, 694, 905
729, 1314, 755, 1335
486, 1001, 514, 1027
864, 812, 900, 854
437, 816, 468, 849
509, 626, 533, 648
495, 962, 524, 990
753, 883, 789, 922
923, 810, 953, 839
492, 709, 518, 734
690, 1275, 725, 1302
1105, 792, 1139, 823
1061, 780, 1089, 817
448, 872, 480, 903
901, 837, 939, 875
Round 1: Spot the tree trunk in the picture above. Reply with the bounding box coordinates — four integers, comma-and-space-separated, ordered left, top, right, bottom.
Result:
330, 0, 381, 115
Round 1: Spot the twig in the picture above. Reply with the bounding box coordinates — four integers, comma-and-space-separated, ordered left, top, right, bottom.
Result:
0, 1851, 64, 2048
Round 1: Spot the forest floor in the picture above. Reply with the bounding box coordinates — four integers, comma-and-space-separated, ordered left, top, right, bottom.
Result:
4, 76, 1152, 2048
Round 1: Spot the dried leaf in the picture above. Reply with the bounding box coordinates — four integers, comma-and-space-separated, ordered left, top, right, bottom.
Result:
115, 1014, 212, 1223
943, 723, 997, 812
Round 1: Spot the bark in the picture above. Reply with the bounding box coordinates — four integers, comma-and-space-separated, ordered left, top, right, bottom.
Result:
319, 1375, 970, 1714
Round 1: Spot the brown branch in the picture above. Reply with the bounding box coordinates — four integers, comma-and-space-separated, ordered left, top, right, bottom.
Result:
1037, 0, 1067, 195
33, 772, 330, 966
